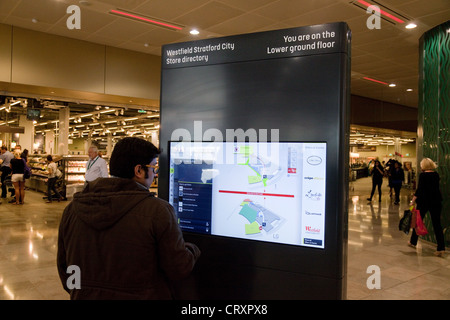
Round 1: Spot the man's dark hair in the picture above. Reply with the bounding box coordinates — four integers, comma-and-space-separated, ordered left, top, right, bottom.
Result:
110, 137, 160, 179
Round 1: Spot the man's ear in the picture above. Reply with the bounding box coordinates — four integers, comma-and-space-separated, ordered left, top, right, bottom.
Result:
134, 164, 144, 178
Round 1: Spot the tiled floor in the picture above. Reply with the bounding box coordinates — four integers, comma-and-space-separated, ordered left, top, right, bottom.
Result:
347, 177, 450, 300
0, 178, 448, 300
0, 190, 68, 300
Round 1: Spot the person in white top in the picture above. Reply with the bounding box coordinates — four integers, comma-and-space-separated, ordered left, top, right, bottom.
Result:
85, 145, 109, 183
46, 155, 63, 203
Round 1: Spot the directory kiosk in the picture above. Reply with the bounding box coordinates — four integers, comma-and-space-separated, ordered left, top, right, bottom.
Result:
159, 22, 351, 299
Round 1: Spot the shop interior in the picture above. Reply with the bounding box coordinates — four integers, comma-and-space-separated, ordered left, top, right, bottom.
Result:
350, 124, 417, 187
0, 93, 160, 199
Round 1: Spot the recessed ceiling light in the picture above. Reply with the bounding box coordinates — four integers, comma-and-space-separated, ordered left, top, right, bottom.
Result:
405, 23, 417, 29
32, 18, 38, 23
144, 43, 149, 47
190, 29, 200, 35
406, 88, 413, 92
389, 83, 396, 87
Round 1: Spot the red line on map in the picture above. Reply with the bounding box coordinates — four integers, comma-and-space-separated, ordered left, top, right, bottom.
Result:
219, 190, 294, 198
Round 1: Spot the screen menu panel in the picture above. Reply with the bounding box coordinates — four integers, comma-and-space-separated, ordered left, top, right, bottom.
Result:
169, 142, 326, 248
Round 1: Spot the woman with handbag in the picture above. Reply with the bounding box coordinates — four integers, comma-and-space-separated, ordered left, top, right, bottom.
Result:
409, 158, 445, 257
9, 149, 26, 205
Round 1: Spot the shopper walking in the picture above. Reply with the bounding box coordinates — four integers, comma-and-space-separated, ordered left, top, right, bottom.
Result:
46, 155, 63, 203
0, 146, 14, 199
409, 158, 445, 257
10, 150, 25, 205
385, 159, 396, 198
367, 159, 384, 202
85, 145, 109, 183
57, 137, 200, 299
391, 161, 404, 205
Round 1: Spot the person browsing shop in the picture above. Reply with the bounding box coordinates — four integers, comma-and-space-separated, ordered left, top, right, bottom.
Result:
57, 137, 200, 299
46, 155, 63, 203
0, 146, 14, 199
10, 150, 26, 205
85, 145, 108, 183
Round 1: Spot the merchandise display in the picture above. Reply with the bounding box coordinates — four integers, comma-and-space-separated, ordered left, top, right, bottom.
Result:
26, 154, 64, 194
63, 157, 89, 184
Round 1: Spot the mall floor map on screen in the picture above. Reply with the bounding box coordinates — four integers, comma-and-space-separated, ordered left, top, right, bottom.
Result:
169, 142, 326, 248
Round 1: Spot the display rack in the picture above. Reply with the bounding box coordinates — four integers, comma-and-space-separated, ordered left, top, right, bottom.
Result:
62, 155, 111, 198
62, 155, 88, 198
63, 155, 88, 184
27, 154, 64, 197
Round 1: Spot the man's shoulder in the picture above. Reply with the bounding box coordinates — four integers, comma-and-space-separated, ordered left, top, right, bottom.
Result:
137, 196, 176, 218
143, 195, 172, 209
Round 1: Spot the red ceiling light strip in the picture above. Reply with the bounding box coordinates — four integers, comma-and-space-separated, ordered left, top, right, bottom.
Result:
357, 0, 405, 24
110, 9, 183, 30
363, 77, 389, 85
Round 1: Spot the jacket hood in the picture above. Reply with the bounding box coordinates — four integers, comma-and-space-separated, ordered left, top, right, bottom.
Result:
72, 178, 151, 230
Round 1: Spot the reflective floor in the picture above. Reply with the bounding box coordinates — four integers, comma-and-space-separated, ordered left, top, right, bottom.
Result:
347, 177, 449, 299
0, 178, 448, 300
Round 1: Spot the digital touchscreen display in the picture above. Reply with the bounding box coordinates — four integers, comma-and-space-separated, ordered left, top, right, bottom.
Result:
168, 142, 326, 248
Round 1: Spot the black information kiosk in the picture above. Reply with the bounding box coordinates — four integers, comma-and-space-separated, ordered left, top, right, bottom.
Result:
159, 22, 351, 299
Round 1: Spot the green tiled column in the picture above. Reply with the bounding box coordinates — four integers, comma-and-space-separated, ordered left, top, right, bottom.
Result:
418, 20, 450, 247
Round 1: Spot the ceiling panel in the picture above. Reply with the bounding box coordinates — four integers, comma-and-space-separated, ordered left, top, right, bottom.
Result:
11, 0, 67, 24
417, 10, 450, 28
174, 1, 245, 29
86, 17, 154, 42
207, 13, 275, 36
135, 0, 211, 21
131, 28, 190, 46
215, 0, 276, 12
95, 0, 149, 9
47, 8, 118, 40
0, 0, 20, 19
286, 2, 363, 26
396, 0, 450, 18
253, 0, 337, 21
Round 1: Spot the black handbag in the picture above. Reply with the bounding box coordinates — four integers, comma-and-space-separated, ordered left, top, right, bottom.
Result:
399, 210, 412, 234
23, 158, 31, 179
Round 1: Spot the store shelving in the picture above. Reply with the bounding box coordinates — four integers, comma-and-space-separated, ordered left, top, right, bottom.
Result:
26, 154, 64, 194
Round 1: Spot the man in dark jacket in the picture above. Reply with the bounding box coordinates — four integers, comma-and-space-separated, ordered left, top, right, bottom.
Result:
57, 137, 200, 299
391, 160, 405, 205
